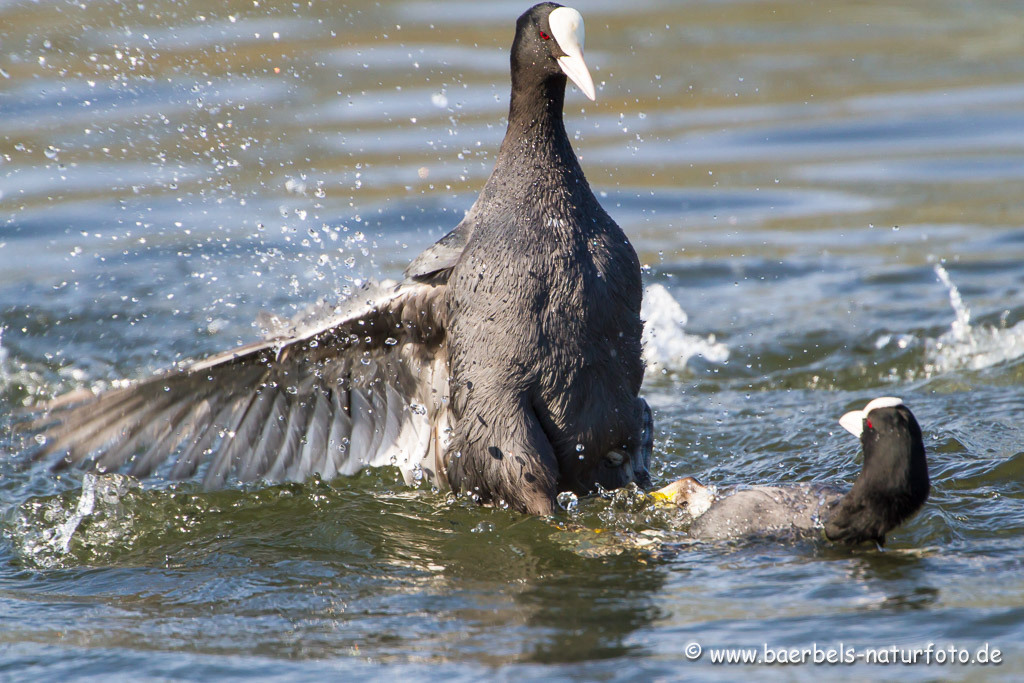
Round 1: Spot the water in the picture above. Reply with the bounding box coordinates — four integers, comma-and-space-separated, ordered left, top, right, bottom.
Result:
2, 0, 1024, 678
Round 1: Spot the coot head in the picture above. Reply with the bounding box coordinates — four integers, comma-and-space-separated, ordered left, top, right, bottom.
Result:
511, 3, 595, 101
650, 476, 715, 517
827, 397, 930, 545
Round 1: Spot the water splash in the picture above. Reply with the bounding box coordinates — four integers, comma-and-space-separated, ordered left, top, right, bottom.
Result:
924, 264, 1024, 373
641, 283, 729, 373
556, 490, 579, 513
0, 326, 52, 406
934, 263, 973, 343
0, 326, 7, 382
6, 473, 139, 569
51, 473, 98, 553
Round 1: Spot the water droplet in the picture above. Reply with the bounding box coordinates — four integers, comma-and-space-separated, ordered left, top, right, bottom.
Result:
556, 491, 578, 512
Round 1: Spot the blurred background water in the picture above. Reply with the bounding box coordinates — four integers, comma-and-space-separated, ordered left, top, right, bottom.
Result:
2, 0, 1024, 679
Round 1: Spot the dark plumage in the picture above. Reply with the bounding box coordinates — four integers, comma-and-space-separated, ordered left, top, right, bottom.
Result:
656, 398, 930, 546
20, 3, 652, 515
823, 399, 930, 544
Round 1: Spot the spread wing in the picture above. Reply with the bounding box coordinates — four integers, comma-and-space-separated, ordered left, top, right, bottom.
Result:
22, 280, 451, 488
405, 222, 473, 282
404, 194, 495, 282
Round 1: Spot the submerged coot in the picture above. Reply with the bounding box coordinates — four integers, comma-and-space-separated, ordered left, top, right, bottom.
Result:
655, 398, 930, 545
24, 3, 652, 515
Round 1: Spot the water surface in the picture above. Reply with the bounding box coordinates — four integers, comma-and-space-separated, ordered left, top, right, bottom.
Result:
2, 0, 1024, 679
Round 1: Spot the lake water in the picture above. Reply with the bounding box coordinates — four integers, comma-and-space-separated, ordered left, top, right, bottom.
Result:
2, 0, 1024, 679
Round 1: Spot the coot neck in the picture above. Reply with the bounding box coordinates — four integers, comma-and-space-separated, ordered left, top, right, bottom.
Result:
506, 71, 568, 143
489, 72, 586, 194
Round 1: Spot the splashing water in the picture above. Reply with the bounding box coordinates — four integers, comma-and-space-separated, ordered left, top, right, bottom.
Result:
641, 283, 729, 373
0, 326, 52, 405
924, 264, 1024, 373
0, 327, 8, 386
51, 473, 98, 553
6, 474, 140, 569
556, 491, 579, 513
934, 263, 974, 343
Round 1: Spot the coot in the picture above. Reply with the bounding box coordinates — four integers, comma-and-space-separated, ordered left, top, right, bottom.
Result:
24, 3, 652, 516
654, 398, 930, 545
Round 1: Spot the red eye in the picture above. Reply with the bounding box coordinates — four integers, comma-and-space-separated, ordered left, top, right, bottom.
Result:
539, 30, 551, 40
866, 419, 873, 430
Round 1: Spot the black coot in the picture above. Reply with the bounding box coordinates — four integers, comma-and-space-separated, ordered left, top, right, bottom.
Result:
23, 3, 652, 515
656, 398, 930, 545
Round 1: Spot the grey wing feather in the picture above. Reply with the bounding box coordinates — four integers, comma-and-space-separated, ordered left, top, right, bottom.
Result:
404, 217, 475, 281
324, 389, 353, 478
22, 280, 450, 488
239, 392, 287, 482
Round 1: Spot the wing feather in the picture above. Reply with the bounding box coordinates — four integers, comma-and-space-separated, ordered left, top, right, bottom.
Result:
205, 387, 274, 488
39, 392, 152, 463
171, 396, 236, 480
325, 388, 354, 478
98, 396, 194, 473
130, 398, 213, 478
290, 389, 331, 482
346, 388, 375, 474
265, 375, 317, 482
22, 280, 449, 488
239, 392, 288, 482
364, 382, 389, 463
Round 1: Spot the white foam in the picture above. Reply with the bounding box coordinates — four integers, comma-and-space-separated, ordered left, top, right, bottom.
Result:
925, 264, 1024, 373
641, 284, 729, 373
